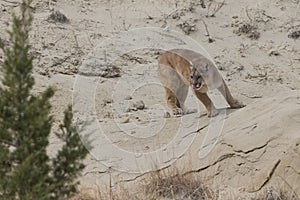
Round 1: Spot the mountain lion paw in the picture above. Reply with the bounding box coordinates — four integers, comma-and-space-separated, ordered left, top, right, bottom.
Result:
172, 108, 184, 116
230, 100, 246, 108
207, 109, 219, 117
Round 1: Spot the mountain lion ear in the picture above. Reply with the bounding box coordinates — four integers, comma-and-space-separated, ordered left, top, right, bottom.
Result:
189, 61, 194, 69
204, 63, 208, 71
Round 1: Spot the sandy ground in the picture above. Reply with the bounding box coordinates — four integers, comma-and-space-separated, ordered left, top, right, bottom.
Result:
0, 0, 300, 198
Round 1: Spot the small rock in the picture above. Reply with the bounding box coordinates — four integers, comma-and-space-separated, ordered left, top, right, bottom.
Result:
124, 107, 131, 113
136, 100, 145, 110
124, 95, 132, 100
129, 102, 138, 111
268, 49, 280, 56
236, 65, 244, 71
208, 37, 215, 43
218, 65, 225, 71
164, 111, 171, 118
103, 98, 113, 105
120, 116, 130, 123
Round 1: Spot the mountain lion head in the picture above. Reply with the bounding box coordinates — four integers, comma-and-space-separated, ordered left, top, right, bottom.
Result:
189, 61, 208, 90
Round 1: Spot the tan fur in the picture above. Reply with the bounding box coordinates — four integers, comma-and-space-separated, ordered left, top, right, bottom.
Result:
158, 49, 245, 117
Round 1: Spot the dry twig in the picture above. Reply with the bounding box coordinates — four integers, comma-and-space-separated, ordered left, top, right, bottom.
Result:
201, 20, 214, 43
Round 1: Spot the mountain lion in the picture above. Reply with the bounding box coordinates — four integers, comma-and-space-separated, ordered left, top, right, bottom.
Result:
158, 49, 245, 117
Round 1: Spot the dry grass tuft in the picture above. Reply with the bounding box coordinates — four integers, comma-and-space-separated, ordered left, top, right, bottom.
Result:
144, 169, 213, 200
254, 187, 299, 200
71, 185, 133, 200
72, 169, 300, 200
288, 29, 300, 40
177, 20, 197, 35
72, 178, 300, 200
47, 10, 69, 23
233, 21, 260, 40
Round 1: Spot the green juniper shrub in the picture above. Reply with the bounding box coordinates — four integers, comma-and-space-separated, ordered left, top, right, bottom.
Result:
0, 1, 89, 199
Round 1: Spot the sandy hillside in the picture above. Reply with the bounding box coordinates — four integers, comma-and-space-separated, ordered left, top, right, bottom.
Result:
0, 0, 300, 199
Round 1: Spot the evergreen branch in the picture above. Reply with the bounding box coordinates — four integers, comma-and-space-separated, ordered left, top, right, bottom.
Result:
0, 1, 89, 199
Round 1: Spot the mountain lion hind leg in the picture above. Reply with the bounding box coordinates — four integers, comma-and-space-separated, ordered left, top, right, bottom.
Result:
158, 63, 189, 116
164, 87, 184, 116
218, 79, 245, 108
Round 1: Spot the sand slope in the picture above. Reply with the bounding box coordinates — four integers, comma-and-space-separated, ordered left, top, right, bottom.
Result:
0, 0, 300, 198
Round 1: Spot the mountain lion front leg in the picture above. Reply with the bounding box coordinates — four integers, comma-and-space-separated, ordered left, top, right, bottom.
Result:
218, 79, 245, 108
193, 90, 219, 117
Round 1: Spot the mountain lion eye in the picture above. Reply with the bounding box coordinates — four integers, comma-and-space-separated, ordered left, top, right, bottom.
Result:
190, 75, 193, 79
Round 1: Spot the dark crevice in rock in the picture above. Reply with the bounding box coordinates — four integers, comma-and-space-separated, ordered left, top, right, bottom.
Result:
222, 136, 278, 155
115, 165, 172, 184
251, 159, 281, 192
182, 153, 236, 176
